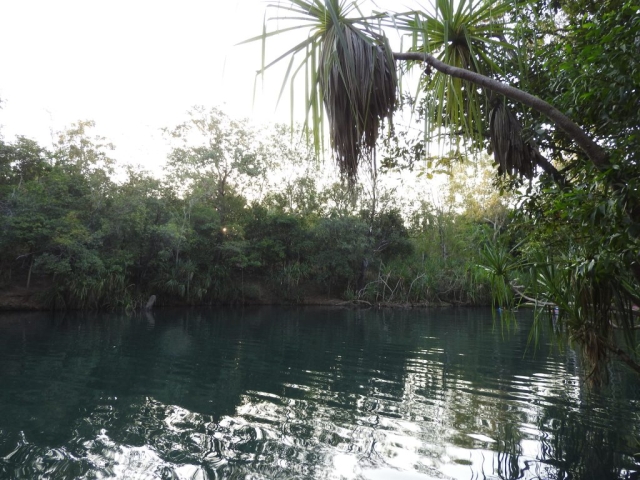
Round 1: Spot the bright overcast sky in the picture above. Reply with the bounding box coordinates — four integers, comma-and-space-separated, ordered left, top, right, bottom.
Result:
0, 0, 299, 172
0, 0, 415, 176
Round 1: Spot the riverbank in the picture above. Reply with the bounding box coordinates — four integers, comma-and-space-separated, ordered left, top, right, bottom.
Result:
0, 285, 468, 312
0, 287, 44, 311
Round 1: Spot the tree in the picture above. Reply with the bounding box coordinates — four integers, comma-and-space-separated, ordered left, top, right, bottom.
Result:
164, 106, 265, 223
478, 0, 640, 381
247, 0, 609, 178
248, 0, 640, 378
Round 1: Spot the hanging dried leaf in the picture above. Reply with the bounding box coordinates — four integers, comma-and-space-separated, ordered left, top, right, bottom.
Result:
319, 24, 397, 181
489, 101, 537, 179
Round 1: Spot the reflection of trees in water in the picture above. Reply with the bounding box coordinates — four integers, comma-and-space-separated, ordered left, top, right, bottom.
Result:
537, 411, 638, 480
193, 307, 640, 479
493, 424, 525, 480
0, 308, 639, 479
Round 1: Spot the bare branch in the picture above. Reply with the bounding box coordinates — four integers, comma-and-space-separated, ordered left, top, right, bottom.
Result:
511, 283, 556, 307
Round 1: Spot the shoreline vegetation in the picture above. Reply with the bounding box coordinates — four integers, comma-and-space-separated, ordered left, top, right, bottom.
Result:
235, 0, 640, 383
0, 284, 488, 312
1, 108, 638, 375
0, 114, 503, 313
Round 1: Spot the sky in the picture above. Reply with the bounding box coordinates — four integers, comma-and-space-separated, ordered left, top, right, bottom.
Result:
0, 0, 434, 203
0, 0, 299, 173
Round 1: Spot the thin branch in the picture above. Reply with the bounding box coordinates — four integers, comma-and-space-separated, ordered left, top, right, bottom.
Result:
407, 273, 426, 301
535, 152, 566, 185
393, 51, 610, 172
542, 143, 582, 156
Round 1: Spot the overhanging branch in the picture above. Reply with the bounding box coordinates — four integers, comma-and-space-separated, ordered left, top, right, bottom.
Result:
393, 51, 610, 172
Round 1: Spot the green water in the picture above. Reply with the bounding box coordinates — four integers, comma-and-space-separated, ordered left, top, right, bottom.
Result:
0, 307, 638, 480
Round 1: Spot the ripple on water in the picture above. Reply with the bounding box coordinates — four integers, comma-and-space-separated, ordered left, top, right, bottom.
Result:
1, 309, 639, 479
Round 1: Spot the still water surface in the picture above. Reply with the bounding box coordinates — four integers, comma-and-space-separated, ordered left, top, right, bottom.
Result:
0, 307, 638, 479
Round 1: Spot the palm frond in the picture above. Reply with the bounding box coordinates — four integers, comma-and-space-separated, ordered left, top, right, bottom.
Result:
388, 0, 515, 151
241, 0, 397, 181
489, 100, 536, 178
320, 22, 397, 179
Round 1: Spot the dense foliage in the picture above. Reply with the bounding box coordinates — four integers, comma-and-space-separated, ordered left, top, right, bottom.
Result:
486, 0, 640, 381
0, 111, 504, 311
253, 0, 640, 378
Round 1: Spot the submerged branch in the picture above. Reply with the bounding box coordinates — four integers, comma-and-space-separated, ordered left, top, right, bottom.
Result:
605, 343, 640, 375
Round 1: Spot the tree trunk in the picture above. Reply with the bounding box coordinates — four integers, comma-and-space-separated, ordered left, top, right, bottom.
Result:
145, 295, 157, 311
26, 255, 33, 290
357, 258, 368, 292
393, 52, 610, 172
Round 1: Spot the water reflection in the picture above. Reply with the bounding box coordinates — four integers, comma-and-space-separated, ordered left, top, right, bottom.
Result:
0, 307, 638, 479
